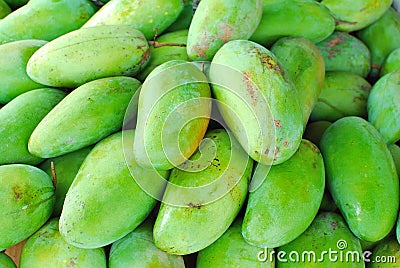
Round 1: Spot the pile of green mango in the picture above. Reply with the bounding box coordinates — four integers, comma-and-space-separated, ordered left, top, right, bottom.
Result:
1, 0, 400, 267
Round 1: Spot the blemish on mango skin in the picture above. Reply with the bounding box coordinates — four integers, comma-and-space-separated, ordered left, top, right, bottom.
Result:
242, 71, 258, 106
327, 36, 345, 48
13, 185, 22, 200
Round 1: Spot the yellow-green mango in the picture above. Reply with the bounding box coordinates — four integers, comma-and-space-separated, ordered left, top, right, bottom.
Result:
251, 0, 335, 47
242, 140, 325, 248
0, 88, 66, 165
0, 164, 55, 249
303, 121, 332, 147
381, 47, 400, 76
388, 144, 400, 176
165, 0, 193, 32
0, 39, 47, 104
210, 40, 303, 165
82, 0, 184, 40
60, 130, 168, 249
368, 236, 400, 267
134, 60, 211, 170
20, 218, 107, 268
277, 212, 364, 267
0, 0, 10, 19
316, 31, 371, 77
271, 36, 325, 126
153, 129, 253, 255
0, 253, 15, 268
0, 0, 97, 45
367, 71, 400, 144
38, 146, 92, 216
27, 26, 149, 88
321, 0, 392, 32
187, 0, 262, 61
320, 116, 399, 242
197, 219, 275, 267
310, 71, 371, 122
137, 29, 189, 81
357, 8, 400, 79
28, 76, 140, 158
109, 220, 184, 268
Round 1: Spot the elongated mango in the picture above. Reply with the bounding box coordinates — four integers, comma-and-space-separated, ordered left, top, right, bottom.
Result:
187, 0, 262, 61
210, 40, 303, 165
320, 116, 399, 242
0, 164, 54, 250
60, 130, 168, 249
381, 48, 400, 76
27, 26, 149, 88
83, 0, 184, 40
28, 76, 140, 158
0, 253, 15, 268
0, 88, 66, 165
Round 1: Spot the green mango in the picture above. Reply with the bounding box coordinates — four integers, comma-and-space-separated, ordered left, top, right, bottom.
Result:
187, 0, 262, 61
197, 219, 275, 267
251, 0, 335, 47
381, 48, 400, 76
303, 121, 332, 147
0, 88, 65, 165
319, 190, 337, 212
38, 146, 92, 216
137, 29, 189, 81
28, 76, 140, 158
26, 25, 149, 88
0, 253, 15, 268
320, 116, 399, 242
277, 212, 364, 267
0, 0, 11, 19
165, 0, 193, 32
316, 31, 371, 78
242, 139, 325, 248
0, 164, 55, 249
153, 129, 253, 255
357, 8, 400, 79
109, 220, 184, 268
271, 36, 325, 126
0, 39, 47, 104
210, 40, 303, 165
3, 0, 28, 8
310, 71, 371, 122
388, 144, 400, 176
82, 0, 184, 40
368, 236, 400, 267
367, 71, 400, 144
60, 130, 167, 249
134, 60, 211, 170
0, 0, 97, 45
321, 0, 392, 32
20, 218, 107, 268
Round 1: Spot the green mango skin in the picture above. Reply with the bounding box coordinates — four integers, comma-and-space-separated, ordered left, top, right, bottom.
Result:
82, 0, 183, 40
153, 129, 253, 255
210, 40, 303, 165
368, 236, 400, 267
277, 212, 364, 268
197, 219, 275, 268
60, 130, 167, 249
134, 60, 211, 170
388, 144, 400, 176
242, 140, 325, 248
0, 0, 11, 19
28, 76, 140, 158
310, 71, 371, 122
109, 221, 185, 268
251, 0, 335, 47
0, 253, 15, 268
0, 39, 47, 104
271, 36, 325, 126
0, 0, 97, 45
20, 218, 107, 268
38, 146, 92, 216
27, 26, 149, 88
137, 29, 189, 81
316, 31, 371, 78
165, 0, 193, 32
3, 0, 28, 8
303, 121, 332, 148
367, 71, 400, 144
320, 116, 399, 242
0, 164, 55, 249
381, 48, 400, 76
357, 8, 400, 79
321, 0, 392, 32
187, 0, 262, 61
0, 88, 65, 165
